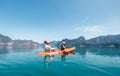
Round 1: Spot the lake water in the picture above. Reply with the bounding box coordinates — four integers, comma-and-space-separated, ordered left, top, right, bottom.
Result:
0, 47, 120, 76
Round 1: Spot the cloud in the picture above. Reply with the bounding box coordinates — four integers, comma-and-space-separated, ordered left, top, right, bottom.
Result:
83, 26, 104, 33
73, 20, 120, 39
73, 25, 105, 39
74, 25, 105, 33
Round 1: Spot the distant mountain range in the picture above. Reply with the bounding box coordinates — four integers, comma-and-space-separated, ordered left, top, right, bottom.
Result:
49, 35, 120, 48
1, 34, 120, 49
0, 34, 39, 49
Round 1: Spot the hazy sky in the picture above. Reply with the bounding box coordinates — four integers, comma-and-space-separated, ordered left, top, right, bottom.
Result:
0, 0, 120, 42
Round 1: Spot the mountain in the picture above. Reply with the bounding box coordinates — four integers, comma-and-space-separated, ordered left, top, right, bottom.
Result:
0, 34, 13, 46
87, 35, 120, 47
13, 40, 39, 49
50, 36, 87, 48
49, 35, 120, 48
0, 34, 39, 49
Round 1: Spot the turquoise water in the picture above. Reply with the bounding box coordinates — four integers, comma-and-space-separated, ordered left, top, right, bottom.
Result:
0, 47, 120, 76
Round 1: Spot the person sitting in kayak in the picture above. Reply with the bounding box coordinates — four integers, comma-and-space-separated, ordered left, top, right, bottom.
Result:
44, 40, 56, 68
61, 42, 75, 56
61, 42, 66, 50
61, 42, 67, 62
44, 40, 55, 52
44, 40, 56, 58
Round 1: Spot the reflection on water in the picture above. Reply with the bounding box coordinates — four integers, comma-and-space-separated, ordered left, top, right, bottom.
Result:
0, 46, 35, 54
44, 47, 120, 69
61, 55, 66, 62
0, 47, 120, 76
44, 56, 50, 69
43, 47, 120, 69
0, 46, 13, 50
0, 45, 38, 50
44, 55, 67, 69
76, 47, 120, 57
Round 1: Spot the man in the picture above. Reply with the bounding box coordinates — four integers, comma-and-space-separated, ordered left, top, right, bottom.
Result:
44, 40, 55, 68
44, 40, 56, 52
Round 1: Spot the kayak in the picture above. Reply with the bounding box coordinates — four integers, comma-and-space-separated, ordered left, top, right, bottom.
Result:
37, 47, 76, 56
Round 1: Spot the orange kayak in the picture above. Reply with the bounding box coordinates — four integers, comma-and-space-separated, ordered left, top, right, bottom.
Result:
37, 47, 76, 56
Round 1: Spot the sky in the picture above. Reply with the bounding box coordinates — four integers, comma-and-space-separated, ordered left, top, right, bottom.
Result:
0, 0, 120, 43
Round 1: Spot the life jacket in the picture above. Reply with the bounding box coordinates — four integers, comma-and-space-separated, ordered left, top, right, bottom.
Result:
61, 44, 65, 50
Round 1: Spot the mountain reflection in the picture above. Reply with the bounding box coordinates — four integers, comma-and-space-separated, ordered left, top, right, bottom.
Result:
0, 45, 38, 54
76, 47, 120, 57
